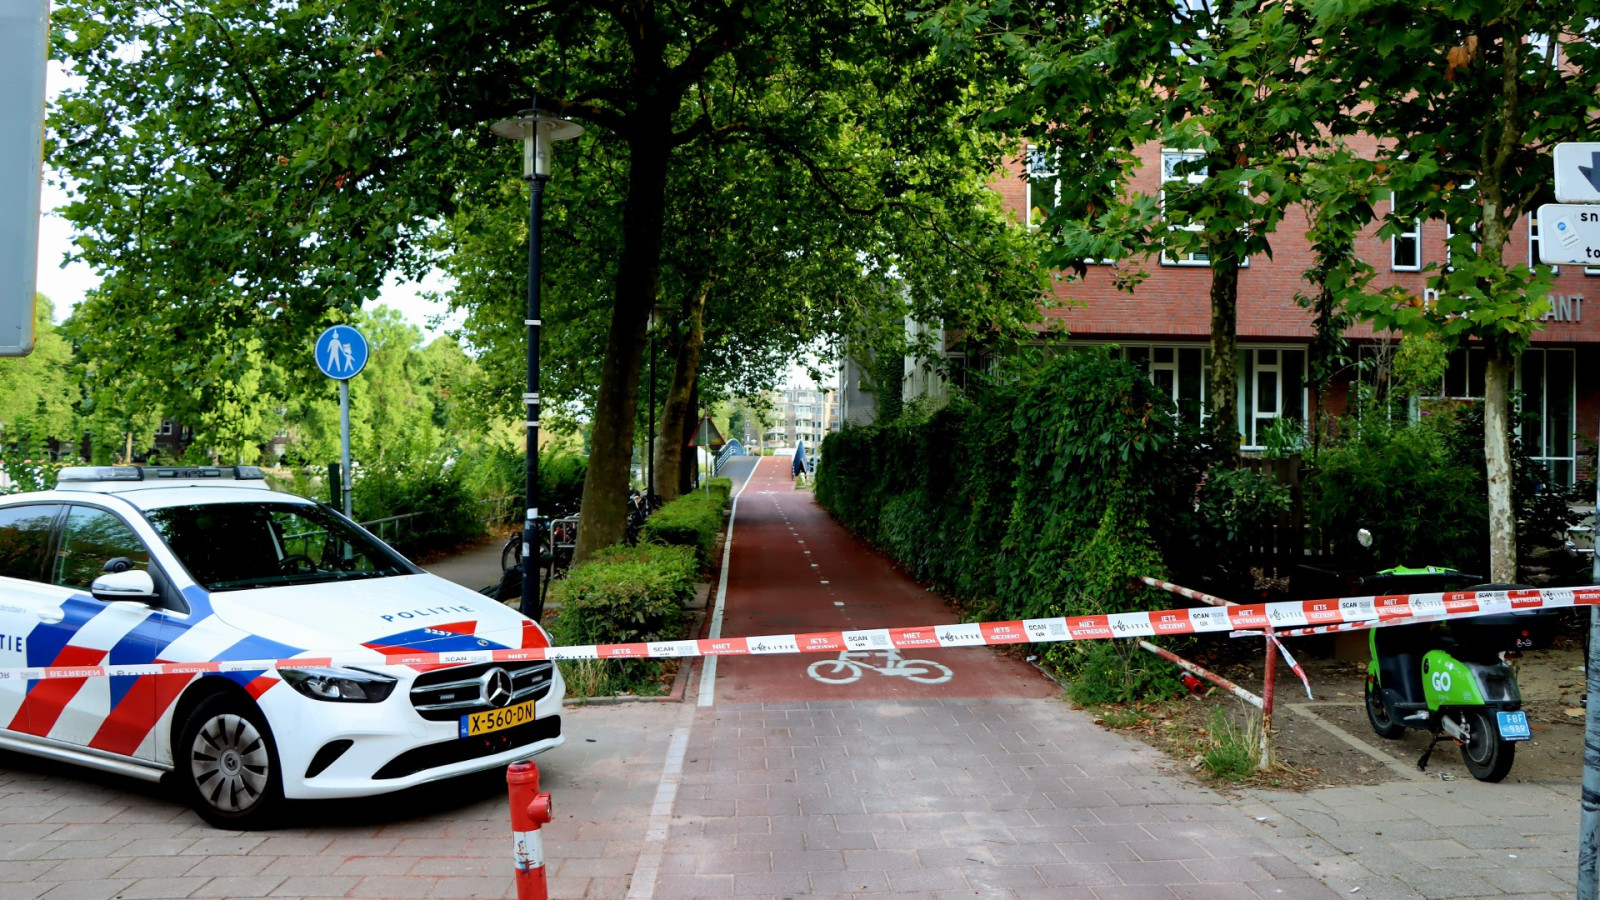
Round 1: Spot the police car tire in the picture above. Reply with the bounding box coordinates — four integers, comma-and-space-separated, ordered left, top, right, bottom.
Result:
176, 694, 283, 828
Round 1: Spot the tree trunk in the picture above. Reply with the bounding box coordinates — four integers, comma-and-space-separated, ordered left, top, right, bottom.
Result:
676, 379, 701, 495
653, 284, 709, 504
572, 124, 671, 564
1484, 349, 1517, 583
1208, 251, 1241, 464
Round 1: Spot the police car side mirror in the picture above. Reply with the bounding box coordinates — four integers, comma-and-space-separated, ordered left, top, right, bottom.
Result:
90, 569, 158, 605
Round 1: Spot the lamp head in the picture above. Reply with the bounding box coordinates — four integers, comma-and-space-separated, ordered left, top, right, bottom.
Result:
491, 105, 584, 178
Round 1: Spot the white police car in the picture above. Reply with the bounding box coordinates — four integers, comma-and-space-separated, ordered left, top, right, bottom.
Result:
0, 465, 563, 827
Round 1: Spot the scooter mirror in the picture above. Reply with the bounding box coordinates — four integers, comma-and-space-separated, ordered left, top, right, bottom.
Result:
1357, 528, 1373, 549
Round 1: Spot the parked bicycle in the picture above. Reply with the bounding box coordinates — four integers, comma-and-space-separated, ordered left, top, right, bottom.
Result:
496, 504, 579, 608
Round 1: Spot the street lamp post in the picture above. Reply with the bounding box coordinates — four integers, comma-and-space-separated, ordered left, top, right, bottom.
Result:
492, 99, 583, 622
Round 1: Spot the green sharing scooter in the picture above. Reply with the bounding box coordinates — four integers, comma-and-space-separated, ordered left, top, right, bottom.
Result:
1355, 530, 1558, 783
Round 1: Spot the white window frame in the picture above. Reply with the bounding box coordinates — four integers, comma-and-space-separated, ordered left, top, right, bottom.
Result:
1516, 347, 1577, 486
1391, 209, 1422, 271
1237, 347, 1308, 452
1024, 144, 1059, 231
1160, 149, 1210, 267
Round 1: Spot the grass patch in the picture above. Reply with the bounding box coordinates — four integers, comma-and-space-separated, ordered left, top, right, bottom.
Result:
1200, 707, 1260, 781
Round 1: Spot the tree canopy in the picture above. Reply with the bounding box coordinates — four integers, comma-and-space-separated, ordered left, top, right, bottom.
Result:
48, 0, 1049, 559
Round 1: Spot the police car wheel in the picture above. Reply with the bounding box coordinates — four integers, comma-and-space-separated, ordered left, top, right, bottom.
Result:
177, 694, 283, 828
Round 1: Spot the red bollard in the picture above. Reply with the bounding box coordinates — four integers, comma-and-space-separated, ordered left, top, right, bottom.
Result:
507, 761, 554, 900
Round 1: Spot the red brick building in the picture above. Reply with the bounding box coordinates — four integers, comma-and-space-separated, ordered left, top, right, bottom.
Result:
991, 142, 1596, 483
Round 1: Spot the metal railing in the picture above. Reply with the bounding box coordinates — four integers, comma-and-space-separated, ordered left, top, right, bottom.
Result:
714, 439, 745, 475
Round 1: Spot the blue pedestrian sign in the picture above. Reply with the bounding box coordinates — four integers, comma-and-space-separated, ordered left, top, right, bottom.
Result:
314, 325, 369, 379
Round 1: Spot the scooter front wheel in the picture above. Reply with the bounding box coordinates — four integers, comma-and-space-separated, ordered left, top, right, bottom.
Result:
1459, 708, 1515, 783
1365, 681, 1405, 739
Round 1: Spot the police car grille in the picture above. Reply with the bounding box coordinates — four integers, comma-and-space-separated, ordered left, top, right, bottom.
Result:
408, 661, 554, 721
373, 715, 562, 780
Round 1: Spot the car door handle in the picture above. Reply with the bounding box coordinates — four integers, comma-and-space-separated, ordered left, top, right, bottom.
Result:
36, 607, 64, 625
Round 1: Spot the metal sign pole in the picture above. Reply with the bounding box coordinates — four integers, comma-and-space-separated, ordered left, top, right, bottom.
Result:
1581, 444, 1600, 898
339, 378, 353, 518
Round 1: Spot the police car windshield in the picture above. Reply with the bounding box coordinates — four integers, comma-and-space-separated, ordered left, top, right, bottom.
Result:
143, 501, 414, 592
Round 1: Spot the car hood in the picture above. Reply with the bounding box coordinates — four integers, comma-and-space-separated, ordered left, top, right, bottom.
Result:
205, 573, 545, 660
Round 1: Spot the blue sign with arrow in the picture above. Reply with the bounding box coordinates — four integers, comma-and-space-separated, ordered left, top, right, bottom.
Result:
314, 325, 369, 379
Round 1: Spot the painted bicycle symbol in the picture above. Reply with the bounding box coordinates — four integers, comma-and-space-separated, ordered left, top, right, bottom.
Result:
806, 648, 953, 685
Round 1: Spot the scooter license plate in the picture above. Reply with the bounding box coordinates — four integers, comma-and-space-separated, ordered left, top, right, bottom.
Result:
1495, 711, 1532, 742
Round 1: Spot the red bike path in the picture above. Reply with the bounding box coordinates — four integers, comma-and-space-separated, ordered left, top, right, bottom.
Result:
704, 455, 1059, 704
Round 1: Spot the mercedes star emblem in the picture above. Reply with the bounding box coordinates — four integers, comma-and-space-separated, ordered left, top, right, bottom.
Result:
480, 668, 514, 708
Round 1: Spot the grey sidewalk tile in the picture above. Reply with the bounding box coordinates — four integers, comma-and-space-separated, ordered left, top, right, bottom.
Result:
197, 875, 290, 897
963, 863, 1049, 890
109, 855, 198, 879
34, 881, 136, 900
267, 875, 363, 896
1396, 865, 1499, 898
807, 868, 889, 893
1057, 841, 1144, 864
422, 875, 513, 898
181, 855, 272, 878
109, 876, 210, 899
344, 875, 436, 898
1037, 861, 1122, 887
841, 848, 921, 871
1012, 888, 1101, 900
1240, 876, 1344, 898
1084, 885, 1181, 899
884, 866, 971, 891
732, 871, 812, 895
1112, 859, 1201, 885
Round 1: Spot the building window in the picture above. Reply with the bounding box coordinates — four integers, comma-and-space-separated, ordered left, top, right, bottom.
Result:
1392, 211, 1422, 271
1529, 212, 1559, 275
1519, 348, 1576, 485
159, 420, 173, 436
1238, 349, 1306, 451
1160, 149, 1210, 266
1025, 144, 1059, 231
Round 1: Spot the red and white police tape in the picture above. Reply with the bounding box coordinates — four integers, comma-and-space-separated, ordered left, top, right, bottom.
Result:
4, 583, 1595, 680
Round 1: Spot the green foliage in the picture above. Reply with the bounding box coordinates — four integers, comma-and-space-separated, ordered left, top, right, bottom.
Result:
1259, 419, 1307, 460
0, 298, 79, 443
547, 544, 698, 697
818, 350, 1206, 697
1066, 642, 1184, 708
0, 420, 78, 494
350, 456, 483, 558
640, 489, 730, 568
1195, 469, 1293, 549
1311, 413, 1488, 571
1201, 707, 1259, 781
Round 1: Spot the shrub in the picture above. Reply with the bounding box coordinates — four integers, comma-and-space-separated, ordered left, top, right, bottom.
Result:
641, 490, 728, 568
1067, 641, 1185, 707
546, 543, 699, 697
816, 348, 1207, 695
1309, 414, 1488, 571
351, 455, 483, 558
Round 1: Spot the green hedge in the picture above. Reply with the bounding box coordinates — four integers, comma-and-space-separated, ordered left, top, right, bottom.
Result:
640, 485, 731, 568
547, 543, 700, 697
815, 349, 1206, 681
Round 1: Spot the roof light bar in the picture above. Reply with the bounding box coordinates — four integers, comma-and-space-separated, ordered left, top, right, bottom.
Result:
55, 465, 267, 486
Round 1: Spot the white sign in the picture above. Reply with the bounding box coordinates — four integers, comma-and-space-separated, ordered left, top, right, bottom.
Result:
1537, 204, 1600, 266
0, 0, 49, 357
1555, 143, 1600, 204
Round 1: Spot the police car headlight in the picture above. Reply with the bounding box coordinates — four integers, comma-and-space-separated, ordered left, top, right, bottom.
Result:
281, 667, 397, 703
